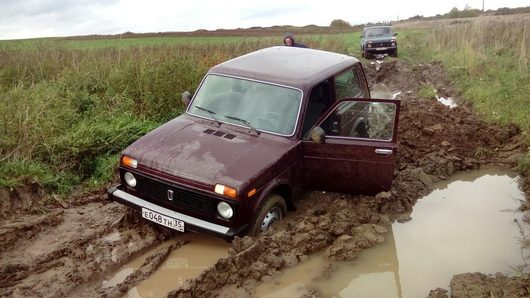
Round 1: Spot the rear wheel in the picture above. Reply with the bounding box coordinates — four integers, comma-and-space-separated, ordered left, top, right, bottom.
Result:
249, 194, 287, 236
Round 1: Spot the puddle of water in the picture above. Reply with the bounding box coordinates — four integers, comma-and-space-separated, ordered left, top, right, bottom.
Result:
436, 96, 457, 108
394, 167, 526, 297
434, 89, 457, 108
371, 83, 401, 100
254, 232, 402, 298
102, 233, 230, 297
254, 251, 328, 297
255, 167, 528, 298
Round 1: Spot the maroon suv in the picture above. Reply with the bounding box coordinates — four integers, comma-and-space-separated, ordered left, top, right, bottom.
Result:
107, 46, 400, 240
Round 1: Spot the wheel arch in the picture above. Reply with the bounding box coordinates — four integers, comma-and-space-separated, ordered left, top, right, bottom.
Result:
254, 180, 293, 214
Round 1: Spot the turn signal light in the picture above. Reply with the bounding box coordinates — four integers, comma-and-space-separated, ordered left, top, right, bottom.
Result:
121, 155, 138, 168
214, 184, 237, 199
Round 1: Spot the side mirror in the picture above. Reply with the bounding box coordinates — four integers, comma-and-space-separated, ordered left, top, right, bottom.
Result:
360, 35, 363, 38
309, 126, 326, 144
181, 91, 192, 107
393, 32, 398, 36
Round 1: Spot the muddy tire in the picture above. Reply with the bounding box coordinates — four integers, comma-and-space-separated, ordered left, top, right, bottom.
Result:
391, 49, 398, 57
249, 194, 287, 236
363, 49, 371, 59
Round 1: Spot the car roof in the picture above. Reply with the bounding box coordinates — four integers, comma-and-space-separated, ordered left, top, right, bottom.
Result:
208, 46, 358, 91
364, 26, 392, 30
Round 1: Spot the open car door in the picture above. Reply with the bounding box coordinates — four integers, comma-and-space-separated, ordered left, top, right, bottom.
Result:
302, 98, 400, 194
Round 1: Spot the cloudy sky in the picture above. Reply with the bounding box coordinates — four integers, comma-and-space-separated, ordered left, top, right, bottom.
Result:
0, 0, 527, 40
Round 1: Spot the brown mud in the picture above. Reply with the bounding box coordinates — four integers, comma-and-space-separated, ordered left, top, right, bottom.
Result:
1, 59, 529, 297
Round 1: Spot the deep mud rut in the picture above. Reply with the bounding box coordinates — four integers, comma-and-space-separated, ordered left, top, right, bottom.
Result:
1, 59, 529, 298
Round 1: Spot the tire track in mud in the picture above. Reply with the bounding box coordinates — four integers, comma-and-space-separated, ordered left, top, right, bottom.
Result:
0, 196, 171, 297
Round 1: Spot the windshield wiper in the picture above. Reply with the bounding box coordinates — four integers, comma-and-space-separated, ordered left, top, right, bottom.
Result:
225, 115, 260, 135
195, 105, 221, 126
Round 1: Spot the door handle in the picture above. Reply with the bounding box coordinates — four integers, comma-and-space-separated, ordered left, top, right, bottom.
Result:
375, 149, 393, 156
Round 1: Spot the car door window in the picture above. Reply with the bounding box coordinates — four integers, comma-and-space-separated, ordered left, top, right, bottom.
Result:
335, 69, 361, 99
301, 80, 331, 138
320, 100, 397, 141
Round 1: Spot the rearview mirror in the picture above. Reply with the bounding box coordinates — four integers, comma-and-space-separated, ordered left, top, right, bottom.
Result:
309, 126, 325, 144
181, 91, 192, 107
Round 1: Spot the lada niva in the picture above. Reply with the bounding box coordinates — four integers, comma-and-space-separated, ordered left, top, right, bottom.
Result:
360, 25, 398, 58
107, 46, 400, 240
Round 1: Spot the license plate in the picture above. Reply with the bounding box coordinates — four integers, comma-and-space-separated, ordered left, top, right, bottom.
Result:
142, 208, 185, 232
376, 47, 387, 50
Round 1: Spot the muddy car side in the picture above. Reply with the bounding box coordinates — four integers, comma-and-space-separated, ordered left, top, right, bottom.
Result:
108, 46, 400, 240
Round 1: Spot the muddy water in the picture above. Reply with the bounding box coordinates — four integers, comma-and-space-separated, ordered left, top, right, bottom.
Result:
102, 233, 230, 297
371, 83, 401, 99
254, 167, 527, 298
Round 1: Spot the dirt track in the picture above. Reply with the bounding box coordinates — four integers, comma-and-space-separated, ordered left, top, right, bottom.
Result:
1, 59, 528, 297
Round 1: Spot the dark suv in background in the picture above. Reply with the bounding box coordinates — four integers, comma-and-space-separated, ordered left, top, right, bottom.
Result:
360, 25, 398, 58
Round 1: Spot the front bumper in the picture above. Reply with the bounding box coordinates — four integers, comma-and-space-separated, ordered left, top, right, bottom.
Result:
107, 185, 246, 241
365, 45, 397, 54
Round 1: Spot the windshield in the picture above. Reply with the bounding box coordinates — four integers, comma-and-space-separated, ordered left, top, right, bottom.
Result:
188, 74, 302, 135
365, 27, 392, 37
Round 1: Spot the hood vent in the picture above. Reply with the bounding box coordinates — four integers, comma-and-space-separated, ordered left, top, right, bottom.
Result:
203, 129, 236, 140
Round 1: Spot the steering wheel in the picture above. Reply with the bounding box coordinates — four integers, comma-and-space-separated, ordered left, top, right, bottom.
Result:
350, 117, 369, 138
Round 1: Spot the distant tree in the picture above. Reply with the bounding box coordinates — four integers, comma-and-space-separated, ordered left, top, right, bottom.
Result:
461, 4, 481, 17
495, 7, 515, 15
330, 19, 352, 28
446, 5, 480, 19
448, 7, 460, 18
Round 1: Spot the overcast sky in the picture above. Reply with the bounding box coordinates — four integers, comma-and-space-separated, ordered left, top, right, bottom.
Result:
0, 0, 528, 40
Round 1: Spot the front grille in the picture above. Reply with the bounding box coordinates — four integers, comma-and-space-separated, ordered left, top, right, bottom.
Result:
127, 171, 217, 218
374, 42, 393, 47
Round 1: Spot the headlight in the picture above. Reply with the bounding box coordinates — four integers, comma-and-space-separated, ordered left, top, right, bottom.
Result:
124, 172, 137, 187
217, 202, 233, 219
121, 155, 137, 168
391, 42, 396, 46
367, 44, 372, 48
214, 184, 237, 198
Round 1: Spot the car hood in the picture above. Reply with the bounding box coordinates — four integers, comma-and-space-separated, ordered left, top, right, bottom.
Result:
122, 114, 297, 189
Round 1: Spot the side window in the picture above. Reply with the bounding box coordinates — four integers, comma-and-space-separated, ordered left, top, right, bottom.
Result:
301, 80, 331, 138
335, 69, 361, 99
320, 101, 396, 141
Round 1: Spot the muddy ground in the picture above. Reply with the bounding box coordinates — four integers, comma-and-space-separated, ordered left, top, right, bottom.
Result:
1, 59, 529, 298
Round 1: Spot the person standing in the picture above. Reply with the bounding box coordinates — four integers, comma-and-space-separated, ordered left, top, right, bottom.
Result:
283, 32, 308, 48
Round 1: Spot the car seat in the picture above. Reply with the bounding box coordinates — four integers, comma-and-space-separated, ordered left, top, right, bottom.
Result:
302, 82, 330, 137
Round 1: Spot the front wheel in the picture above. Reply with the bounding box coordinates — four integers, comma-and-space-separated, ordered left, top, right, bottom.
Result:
248, 194, 287, 236
363, 49, 372, 59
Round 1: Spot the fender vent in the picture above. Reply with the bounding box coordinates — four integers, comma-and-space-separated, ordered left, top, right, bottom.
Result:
202, 129, 237, 140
